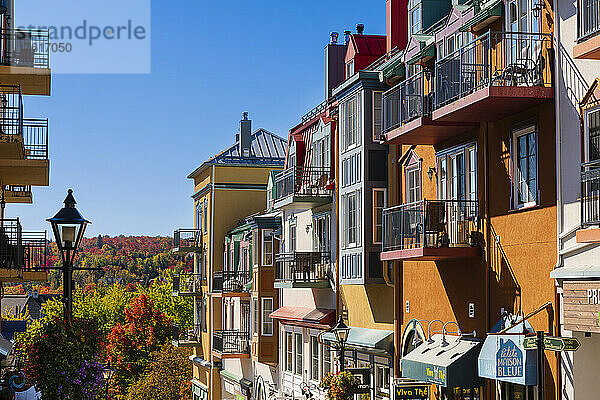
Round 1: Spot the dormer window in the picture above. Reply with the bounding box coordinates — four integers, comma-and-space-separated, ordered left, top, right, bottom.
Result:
346, 60, 355, 78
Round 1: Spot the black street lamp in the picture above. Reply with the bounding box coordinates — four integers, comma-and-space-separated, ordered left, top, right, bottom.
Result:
102, 363, 115, 399
330, 316, 350, 372
47, 189, 90, 325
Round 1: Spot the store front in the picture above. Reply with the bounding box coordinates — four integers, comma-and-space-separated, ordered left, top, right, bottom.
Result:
322, 327, 394, 400
400, 334, 484, 400
477, 317, 537, 400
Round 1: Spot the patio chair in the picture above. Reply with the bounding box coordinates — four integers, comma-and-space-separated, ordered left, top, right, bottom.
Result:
424, 201, 448, 248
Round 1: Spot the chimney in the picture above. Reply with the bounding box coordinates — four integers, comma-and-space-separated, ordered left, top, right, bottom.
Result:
356, 24, 365, 35
344, 30, 352, 45
325, 32, 348, 98
239, 112, 252, 158
386, 0, 409, 53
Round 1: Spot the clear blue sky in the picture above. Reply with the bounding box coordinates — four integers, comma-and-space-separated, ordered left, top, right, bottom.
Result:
13, 0, 386, 237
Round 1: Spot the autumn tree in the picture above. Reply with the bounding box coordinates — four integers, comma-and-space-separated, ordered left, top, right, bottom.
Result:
106, 294, 173, 395
126, 344, 192, 400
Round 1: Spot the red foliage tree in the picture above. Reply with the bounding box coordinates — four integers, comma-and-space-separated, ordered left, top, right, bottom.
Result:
106, 293, 173, 395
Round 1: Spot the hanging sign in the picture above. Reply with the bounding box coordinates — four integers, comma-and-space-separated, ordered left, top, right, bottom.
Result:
395, 385, 429, 400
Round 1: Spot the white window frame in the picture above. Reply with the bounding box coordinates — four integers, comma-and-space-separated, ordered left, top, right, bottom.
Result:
294, 332, 303, 376
585, 106, 600, 162
405, 165, 422, 204
409, 0, 422, 35
346, 60, 355, 79
436, 142, 477, 201
512, 124, 538, 209
253, 297, 259, 336
372, 188, 387, 245
348, 192, 358, 246
373, 91, 383, 141
343, 93, 362, 151
261, 298, 274, 336
310, 336, 320, 381
285, 331, 293, 372
262, 230, 273, 266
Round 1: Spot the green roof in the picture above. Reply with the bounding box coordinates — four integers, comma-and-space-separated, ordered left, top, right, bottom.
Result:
459, 0, 503, 32
407, 43, 436, 65
322, 327, 394, 356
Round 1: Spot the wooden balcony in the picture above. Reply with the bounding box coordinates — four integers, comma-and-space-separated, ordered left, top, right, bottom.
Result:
274, 251, 332, 288
273, 166, 333, 210
172, 324, 203, 348
380, 199, 482, 261
172, 229, 202, 253
0, 29, 51, 96
212, 330, 250, 359
172, 273, 203, 297
3, 185, 32, 204
212, 270, 251, 297
432, 31, 553, 125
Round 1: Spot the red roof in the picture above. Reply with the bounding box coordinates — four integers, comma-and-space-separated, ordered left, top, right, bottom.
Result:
270, 306, 336, 329
351, 34, 387, 57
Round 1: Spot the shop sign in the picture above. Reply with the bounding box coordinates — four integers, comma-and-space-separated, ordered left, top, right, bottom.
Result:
395, 385, 429, 400
496, 339, 523, 378
425, 365, 446, 386
347, 368, 371, 394
564, 281, 600, 333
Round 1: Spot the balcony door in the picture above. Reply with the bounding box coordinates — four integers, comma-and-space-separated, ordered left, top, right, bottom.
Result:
437, 144, 477, 245
241, 301, 250, 334
506, 0, 542, 75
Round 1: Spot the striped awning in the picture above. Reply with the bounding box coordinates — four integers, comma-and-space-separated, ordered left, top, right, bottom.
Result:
269, 306, 335, 329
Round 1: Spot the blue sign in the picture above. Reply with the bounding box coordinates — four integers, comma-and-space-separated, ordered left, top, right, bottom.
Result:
496, 339, 523, 378
478, 334, 537, 386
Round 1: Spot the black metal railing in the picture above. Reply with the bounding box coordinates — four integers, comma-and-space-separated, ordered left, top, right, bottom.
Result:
0, 218, 22, 269
173, 323, 202, 344
172, 273, 203, 295
0, 85, 22, 136
435, 31, 553, 108
578, 0, 600, 40
213, 330, 250, 354
4, 185, 31, 199
382, 72, 430, 134
173, 229, 202, 250
22, 230, 47, 271
0, 29, 50, 68
382, 199, 480, 252
23, 118, 48, 160
581, 160, 600, 226
275, 251, 332, 283
273, 166, 332, 201
212, 269, 251, 293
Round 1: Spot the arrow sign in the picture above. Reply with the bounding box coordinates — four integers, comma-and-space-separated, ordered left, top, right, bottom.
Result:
522, 336, 581, 352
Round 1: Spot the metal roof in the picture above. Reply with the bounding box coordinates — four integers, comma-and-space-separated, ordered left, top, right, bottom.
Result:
211, 128, 287, 163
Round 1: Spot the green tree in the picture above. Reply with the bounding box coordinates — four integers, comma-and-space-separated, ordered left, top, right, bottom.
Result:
126, 344, 192, 400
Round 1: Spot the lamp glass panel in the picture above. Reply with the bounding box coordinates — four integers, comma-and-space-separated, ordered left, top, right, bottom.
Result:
62, 225, 77, 248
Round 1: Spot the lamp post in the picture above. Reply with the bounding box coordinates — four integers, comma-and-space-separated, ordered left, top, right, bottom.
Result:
330, 316, 350, 372
102, 363, 115, 399
47, 189, 90, 326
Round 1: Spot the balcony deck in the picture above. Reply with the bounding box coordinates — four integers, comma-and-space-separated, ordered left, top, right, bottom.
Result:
574, 2, 600, 60
0, 221, 48, 282
172, 229, 202, 253
172, 273, 203, 297
432, 31, 553, 124
3, 185, 32, 204
0, 29, 51, 96
273, 166, 333, 210
381, 199, 481, 262
212, 270, 251, 297
212, 330, 250, 359
172, 324, 203, 348
274, 251, 332, 288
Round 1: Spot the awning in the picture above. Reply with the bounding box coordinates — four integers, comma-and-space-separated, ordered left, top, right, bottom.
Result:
269, 306, 335, 329
401, 334, 483, 388
407, 43, 436, 66
321, 327, 394, 356
459, 0, 503, 32
478, 316, 537, 385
